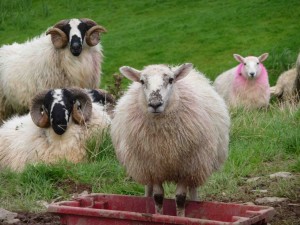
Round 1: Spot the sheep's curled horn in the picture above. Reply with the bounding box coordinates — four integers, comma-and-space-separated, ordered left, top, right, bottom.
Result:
68, 87, 93, 125
30, 90, 51, 128
80, 18, 107, 46
46, 19, 70, 49
30, 88, 93, 128
95, 89, 116, 105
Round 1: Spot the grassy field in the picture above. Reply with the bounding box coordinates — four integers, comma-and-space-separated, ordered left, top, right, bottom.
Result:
0, 0, 299, 224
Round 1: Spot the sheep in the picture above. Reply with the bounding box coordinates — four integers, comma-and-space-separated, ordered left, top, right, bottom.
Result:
111, 63, 230, 217
0, 87, 114, 172
0, 18, 107, 122
214, 53, 270, 109
270, 53, 300, 104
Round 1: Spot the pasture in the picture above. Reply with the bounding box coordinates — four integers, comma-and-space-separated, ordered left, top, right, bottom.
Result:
0, 0, 299, 224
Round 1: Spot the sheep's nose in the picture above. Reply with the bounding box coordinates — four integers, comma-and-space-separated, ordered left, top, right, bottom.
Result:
148, 102, 163, 110
72, 42, 81, 50
52, 124, 67, 135
250, 72, 255, 77
70, 42, 82, 56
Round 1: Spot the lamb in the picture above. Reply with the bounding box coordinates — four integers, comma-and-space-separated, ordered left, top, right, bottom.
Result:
270, 53, 300, 104
0, 18, 107, 121
111, 63, 230, 217
214, 53, 270, 109
0, 87, 114, 172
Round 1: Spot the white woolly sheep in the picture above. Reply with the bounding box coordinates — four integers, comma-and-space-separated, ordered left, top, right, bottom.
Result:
111, 63, 230, 217
0, 18, 106, 121
214, 53, 270, 109
0, 88, 114, 172
270, 53, 300, 104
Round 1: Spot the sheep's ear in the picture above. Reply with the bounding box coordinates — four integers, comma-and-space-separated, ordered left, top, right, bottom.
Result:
119, 66, 141, 82
258, 53, 269, 62
233, 54, 245, 63
174, 63, 193, 81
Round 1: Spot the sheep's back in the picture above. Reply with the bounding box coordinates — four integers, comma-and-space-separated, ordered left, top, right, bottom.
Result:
273, 68, 298, 102
0, 116, 87, 171
213, 67, 236, 102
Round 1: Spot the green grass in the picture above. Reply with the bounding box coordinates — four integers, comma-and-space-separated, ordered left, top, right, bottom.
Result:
0, 0, 299, 215
1, 0, 300, 87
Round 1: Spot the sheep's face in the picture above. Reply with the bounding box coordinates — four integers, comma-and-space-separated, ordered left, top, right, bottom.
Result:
31, 88, 93, 135
120, 63, 193, 114
234, 53, 269, 79
43, 89, 74, 135
47, 18, 106, 57
67, 19, 85, 56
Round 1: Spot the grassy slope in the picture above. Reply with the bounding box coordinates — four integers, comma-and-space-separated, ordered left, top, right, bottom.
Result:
0, 0, 299, 221
1, 0, 300, 86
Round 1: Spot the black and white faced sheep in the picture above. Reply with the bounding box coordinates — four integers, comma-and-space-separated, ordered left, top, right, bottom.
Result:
0, 88, 114, 172
111, 63, 230, 217
270, 53, 300, 105
0, 18, 106, 122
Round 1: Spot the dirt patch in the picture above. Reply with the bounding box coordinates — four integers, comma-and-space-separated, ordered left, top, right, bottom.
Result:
269, 201, 300, 225
54, 179, 92, 194
1, 212, 61, 225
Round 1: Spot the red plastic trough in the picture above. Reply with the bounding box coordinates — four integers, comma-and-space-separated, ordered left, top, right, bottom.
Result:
48, 193, 275, 225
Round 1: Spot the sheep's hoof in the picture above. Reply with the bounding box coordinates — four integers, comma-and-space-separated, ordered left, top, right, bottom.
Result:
176, 208, 185, 217
155, 205, 163, 214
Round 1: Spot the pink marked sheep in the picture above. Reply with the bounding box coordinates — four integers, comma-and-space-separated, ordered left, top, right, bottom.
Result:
270, 53, 300, 105
214, 53, 270, 109
111, 63, 230, 217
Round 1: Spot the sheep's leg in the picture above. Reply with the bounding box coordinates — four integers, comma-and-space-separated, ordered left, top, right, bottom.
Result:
145, 184, 153, 197
175, 183, 187, 217
189, 187, 198, 201
153, 183, 164, 214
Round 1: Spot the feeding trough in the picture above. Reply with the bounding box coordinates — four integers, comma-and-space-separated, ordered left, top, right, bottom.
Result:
48, 193, 275, 225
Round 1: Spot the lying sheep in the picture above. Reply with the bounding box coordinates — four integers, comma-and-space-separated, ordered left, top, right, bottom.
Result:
0, 88, 114, 172
214, 53, 270, 109
270, 53, 300, 104
0, 18, 106, 121
111, 63, 230, 216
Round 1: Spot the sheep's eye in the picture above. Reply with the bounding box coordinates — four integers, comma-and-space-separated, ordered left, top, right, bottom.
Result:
140, 80, 145, 85
169, 78, 174, 84
244, 63, 246, 66
257, 62, 259, 65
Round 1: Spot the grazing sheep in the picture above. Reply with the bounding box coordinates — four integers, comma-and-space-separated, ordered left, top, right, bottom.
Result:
270, 53, 300, 104
0, 88, 113, 172
0, 18, 106, 121
111, 63, 230, 217
214, 53, 270, 109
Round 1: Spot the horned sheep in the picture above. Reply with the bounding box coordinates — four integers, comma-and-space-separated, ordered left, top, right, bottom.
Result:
214, 53, 270, 109
0, 18, 106, 121
111, 63, 230, 216
270, 53, 300, 104
0, 88, 114, 172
